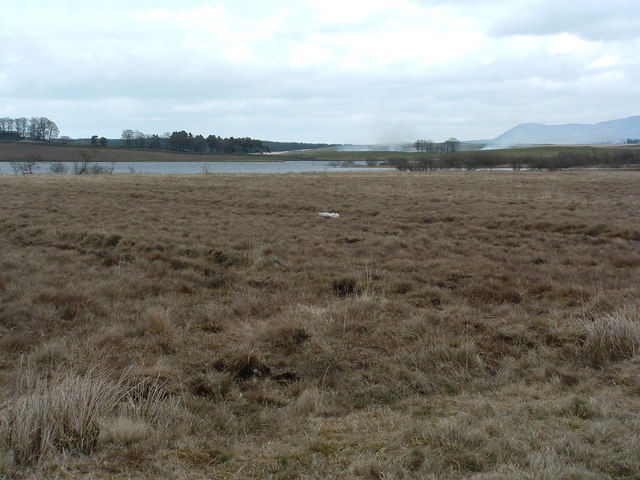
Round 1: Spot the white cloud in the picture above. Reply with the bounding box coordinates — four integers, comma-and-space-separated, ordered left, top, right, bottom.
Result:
546, 33, 593, 55
304, 0, 409, 25
289, 43, 333, 67
587, 55, 624, 71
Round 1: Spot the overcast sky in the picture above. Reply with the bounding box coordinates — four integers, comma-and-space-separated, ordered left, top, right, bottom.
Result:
1, 0, 639, 143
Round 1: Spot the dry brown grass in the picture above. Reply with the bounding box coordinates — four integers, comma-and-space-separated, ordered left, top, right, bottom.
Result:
0, 171, 639, 478
0, 142, 275, 163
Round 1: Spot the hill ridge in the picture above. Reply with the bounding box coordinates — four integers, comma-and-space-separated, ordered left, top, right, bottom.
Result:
486, 115, 640, 148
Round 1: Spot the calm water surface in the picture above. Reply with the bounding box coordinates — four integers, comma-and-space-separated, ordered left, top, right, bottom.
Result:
0, 161, 391, 175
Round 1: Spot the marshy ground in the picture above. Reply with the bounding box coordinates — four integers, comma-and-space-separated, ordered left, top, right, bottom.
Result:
1, 171, 639, 479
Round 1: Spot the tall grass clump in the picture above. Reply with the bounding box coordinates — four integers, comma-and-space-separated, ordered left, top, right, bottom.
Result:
582, 310, 640, 366
0, 370, 176, 466
1, 371, 123, 464
143, 306, 174, 334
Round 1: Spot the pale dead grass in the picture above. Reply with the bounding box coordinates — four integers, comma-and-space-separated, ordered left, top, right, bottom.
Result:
1, 370, 123, 464
0, 171, 638, 478
98, 416, 150, 445
0, 368, 186, 469
582, 308, 640, 366
0, 142, 269, 163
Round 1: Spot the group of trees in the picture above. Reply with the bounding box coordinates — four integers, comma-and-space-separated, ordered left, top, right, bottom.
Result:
120, 129, 270, 154
168, 131, 269, 154
90, 135, 108, 147
0, 117, 59, 141
414, 137, 461, 153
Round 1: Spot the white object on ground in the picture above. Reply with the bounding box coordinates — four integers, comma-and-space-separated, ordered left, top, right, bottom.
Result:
318, 212, 340, 218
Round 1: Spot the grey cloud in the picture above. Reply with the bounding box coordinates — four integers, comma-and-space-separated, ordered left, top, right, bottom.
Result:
489, 0, 640, 40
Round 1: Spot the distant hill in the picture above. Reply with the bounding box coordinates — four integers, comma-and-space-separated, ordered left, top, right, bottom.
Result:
485, 116, 640, 149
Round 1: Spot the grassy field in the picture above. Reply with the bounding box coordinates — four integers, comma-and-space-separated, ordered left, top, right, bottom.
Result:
3, 141, 639, 167
1, 171, 639, 479
0, 142, 275, 163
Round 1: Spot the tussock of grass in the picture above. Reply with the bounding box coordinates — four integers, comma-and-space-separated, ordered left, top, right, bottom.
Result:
582, 310, 640, 366
0, 370, 181, 466
558, 396, 603, 419
142, 305, 174, 334
288, 388, 324, 417
1, 371, 122, 464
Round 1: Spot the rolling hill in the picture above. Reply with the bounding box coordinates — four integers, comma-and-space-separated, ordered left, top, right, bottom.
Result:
485, 115, 640, 148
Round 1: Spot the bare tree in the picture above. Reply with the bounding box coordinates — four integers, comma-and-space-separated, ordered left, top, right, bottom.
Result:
46, 119, 59, 140
414, 139, 437, 153
425, 140, 435, 153
28, 117, 39, 139
73, 150, 114, 174
74, 150, 97, 174
27, 117, 59, 141
15, 118, 28, 138
49, 162, 68, 174
121, 129, 134, 146
10, 160, 40, 174
365, 158, 379, 167
444, 137, 460, 153
134, 130, 146, 147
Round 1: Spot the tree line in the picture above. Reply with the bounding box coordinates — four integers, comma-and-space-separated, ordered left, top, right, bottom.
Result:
0, 117, 59, 141
262, 140, 337, 152
120, 129, 270, 154
117, 130, 335, 153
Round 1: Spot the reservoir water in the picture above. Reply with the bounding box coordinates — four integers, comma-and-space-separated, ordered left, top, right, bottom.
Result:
0, 161, 392, 175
